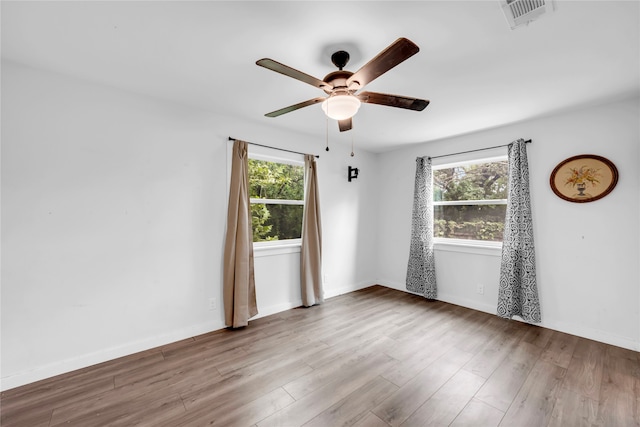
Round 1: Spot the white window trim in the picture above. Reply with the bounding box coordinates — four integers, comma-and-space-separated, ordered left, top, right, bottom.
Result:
432, 152, 508, 251
432, 152, 507, 169
434, 199, 507, 206
253, 240, 302, 257
249, 145, 304, 166
434, 238, 502, 256
250, 198, 304, 205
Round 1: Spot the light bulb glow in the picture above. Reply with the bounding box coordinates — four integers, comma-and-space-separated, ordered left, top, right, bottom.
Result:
321, 94, 361, 120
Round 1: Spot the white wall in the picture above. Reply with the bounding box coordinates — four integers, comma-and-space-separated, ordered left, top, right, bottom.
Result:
0, 62, 379, 390
377, 96, 640, 351
3, 59, 637, 392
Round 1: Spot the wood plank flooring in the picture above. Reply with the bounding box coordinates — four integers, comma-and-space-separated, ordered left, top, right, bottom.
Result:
2, 285, 639, 426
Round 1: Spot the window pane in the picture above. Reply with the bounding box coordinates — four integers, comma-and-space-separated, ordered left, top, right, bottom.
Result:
248, 159, 304, 200
434, 204, 506, 241
434, 161, 508, 202
251, 203, 303, 242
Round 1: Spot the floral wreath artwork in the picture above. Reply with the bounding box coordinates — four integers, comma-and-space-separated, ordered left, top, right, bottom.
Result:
550, 154, 618, 203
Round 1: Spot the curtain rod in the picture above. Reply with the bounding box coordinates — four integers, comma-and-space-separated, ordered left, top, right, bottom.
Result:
428, 139, 532, 160
228, 137, 319, 158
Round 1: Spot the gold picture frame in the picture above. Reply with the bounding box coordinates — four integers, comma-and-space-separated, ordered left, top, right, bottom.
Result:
550, 154, 618, 203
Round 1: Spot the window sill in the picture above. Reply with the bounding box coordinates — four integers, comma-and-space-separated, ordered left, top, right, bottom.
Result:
253, 241, 301, 258
434, 238, 502, 257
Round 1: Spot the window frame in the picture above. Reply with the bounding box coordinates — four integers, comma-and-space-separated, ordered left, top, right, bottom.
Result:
246, 147, 305, 250
432, 153, 508, 252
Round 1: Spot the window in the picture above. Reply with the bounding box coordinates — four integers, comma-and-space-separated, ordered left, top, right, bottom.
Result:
433, 156, 508, 243
248, 153, 304, 244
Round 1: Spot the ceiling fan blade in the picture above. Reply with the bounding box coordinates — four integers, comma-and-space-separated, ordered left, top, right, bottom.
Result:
358, 91, 429, 111
264, 97, 326, 117
346, 38, 420, 90
338, 118, 352, 132
257, 58, 330, 90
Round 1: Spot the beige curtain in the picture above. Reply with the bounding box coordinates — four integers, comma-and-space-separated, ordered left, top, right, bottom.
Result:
300, 154, 323, 306
223, 140, 258, 328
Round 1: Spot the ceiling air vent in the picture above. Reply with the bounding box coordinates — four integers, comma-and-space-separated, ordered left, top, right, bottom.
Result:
501, 0, 554, 29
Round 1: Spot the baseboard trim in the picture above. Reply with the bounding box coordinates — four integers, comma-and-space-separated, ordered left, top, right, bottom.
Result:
253, 300, 302, 319
0, 320, 226, 392
324, 280, 375, 299
376, 280, 639, 352
1, 281, 377, 392
5, 280, 636, 391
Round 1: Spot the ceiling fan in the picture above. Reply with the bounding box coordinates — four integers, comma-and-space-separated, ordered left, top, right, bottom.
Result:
256, 37, 430, 132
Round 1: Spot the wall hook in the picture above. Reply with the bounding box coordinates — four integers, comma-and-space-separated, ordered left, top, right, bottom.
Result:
348, 166, 359, 182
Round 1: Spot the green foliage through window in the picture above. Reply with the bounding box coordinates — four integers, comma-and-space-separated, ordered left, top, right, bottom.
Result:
433, 159, 508, 242
248, 158, 304, 242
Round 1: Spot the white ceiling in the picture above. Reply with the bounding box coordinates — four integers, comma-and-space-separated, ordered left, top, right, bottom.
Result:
2, 1, 639, 152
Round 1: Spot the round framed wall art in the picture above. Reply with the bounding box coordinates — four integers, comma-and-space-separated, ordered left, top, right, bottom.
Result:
550, 154, 618, 203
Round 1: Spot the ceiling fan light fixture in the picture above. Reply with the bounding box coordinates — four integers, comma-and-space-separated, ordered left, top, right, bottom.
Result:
321, 94, 361, 120
257, 38, 428, 132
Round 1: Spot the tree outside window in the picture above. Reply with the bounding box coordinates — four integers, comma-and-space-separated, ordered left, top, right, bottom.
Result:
433, 158, 508, 242
248, 158, 304, 243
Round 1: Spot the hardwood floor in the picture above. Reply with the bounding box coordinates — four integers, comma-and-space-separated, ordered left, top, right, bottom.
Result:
2, 285, 639, 426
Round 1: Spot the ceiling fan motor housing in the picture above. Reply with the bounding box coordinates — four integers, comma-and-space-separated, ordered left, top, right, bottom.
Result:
322, 70, 355, 95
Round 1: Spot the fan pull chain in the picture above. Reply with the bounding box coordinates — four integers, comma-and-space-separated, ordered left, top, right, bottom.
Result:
325, 101, 330, 152
351, 133, 355, 157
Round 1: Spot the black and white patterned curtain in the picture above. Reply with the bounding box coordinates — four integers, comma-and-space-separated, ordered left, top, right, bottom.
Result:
406, 156, 437, 299
497, 139, 541, 322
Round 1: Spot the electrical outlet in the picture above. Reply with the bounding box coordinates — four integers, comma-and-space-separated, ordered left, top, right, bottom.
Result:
477, 284, 484, 295
208, 298, 216, 311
